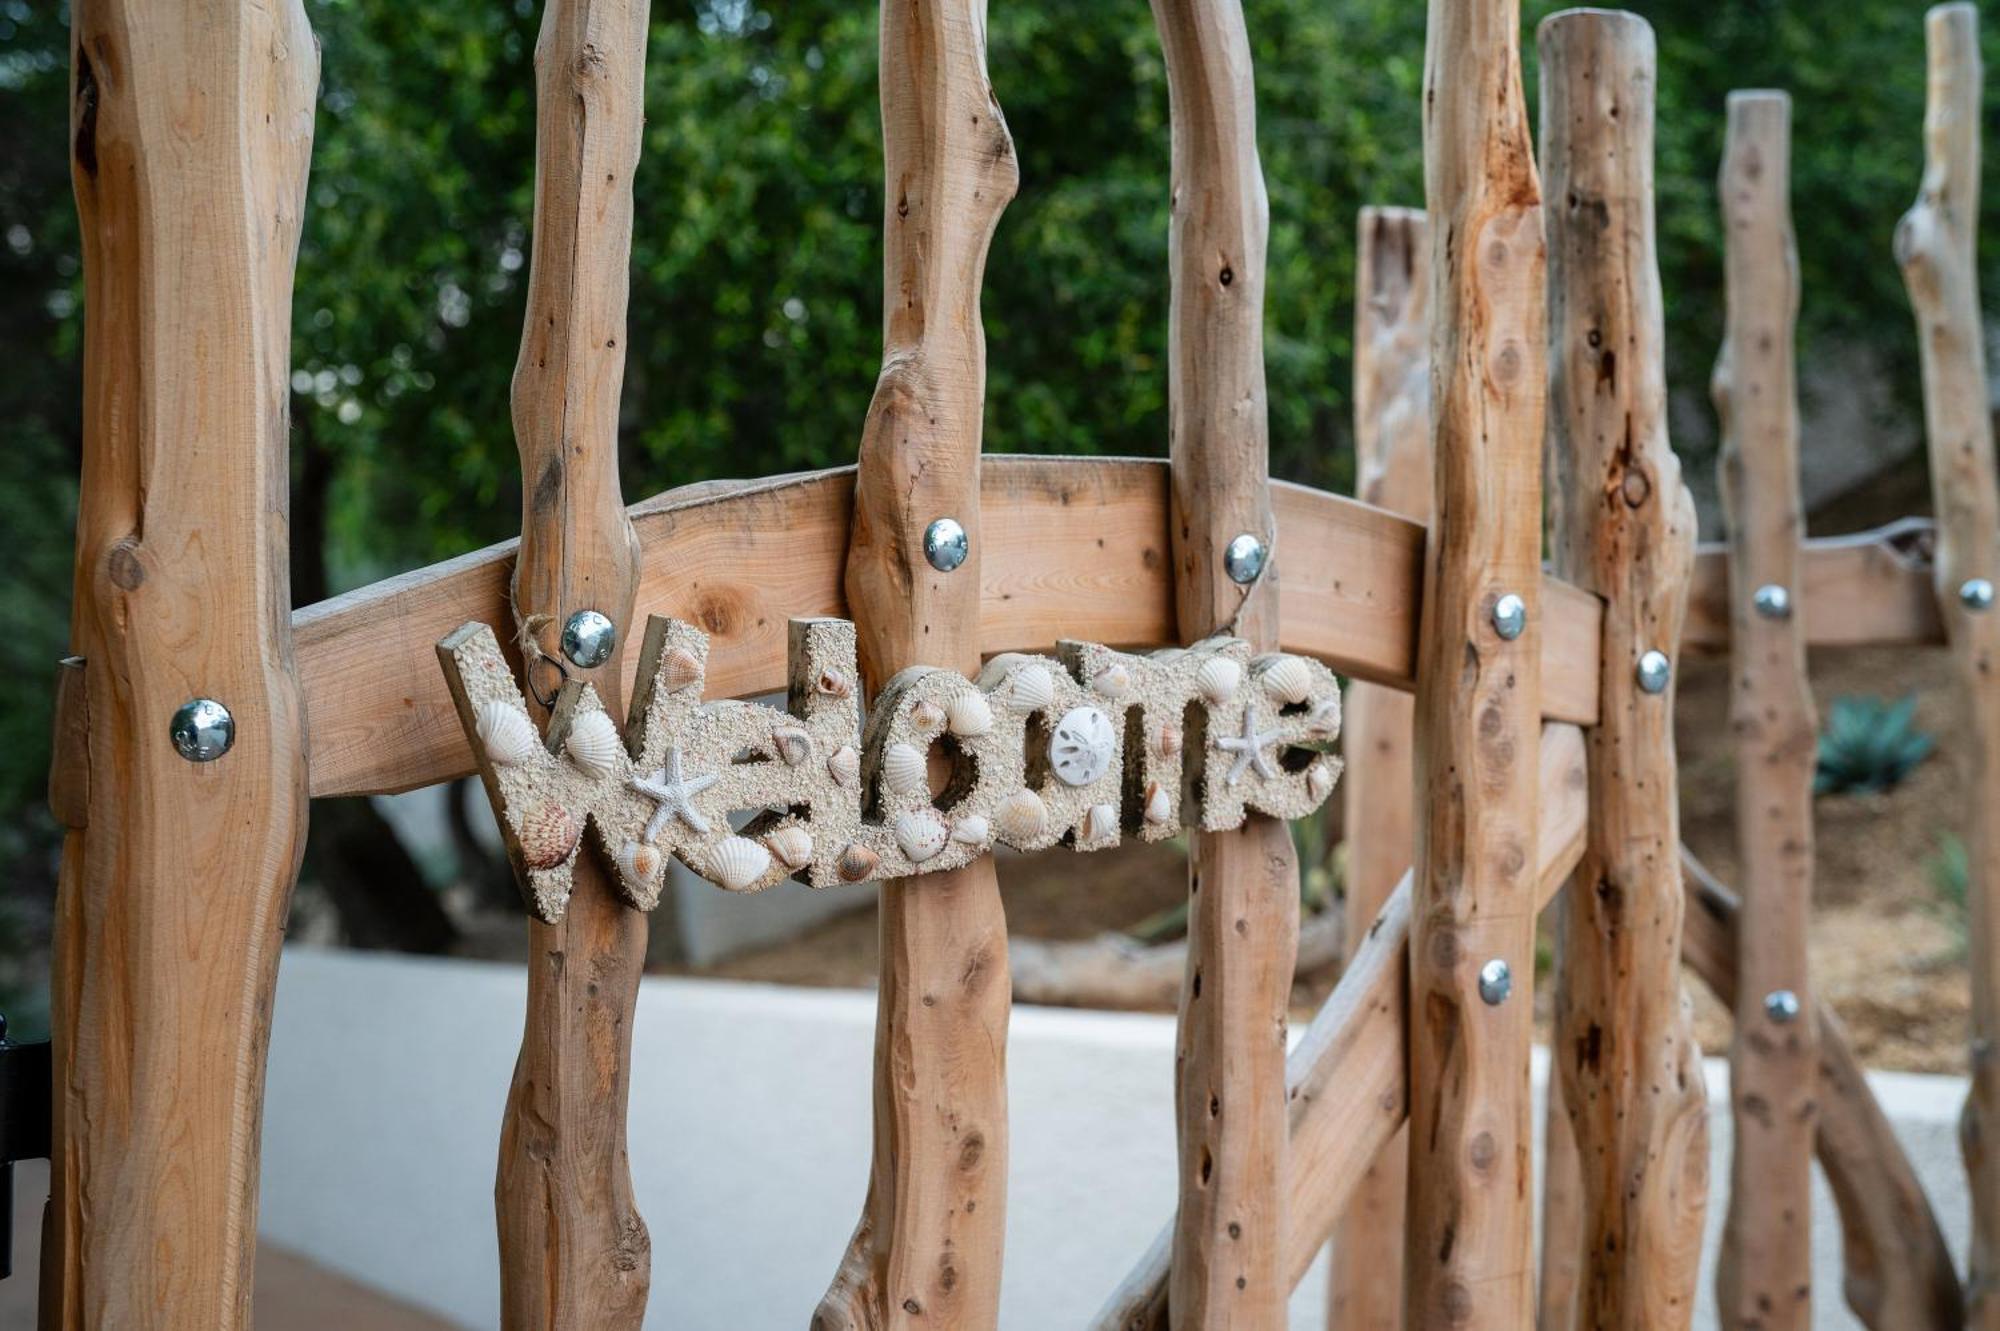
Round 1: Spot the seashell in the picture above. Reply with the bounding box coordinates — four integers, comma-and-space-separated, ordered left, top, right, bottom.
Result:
1092, 663, 1132, 699
828, 745, 861, 790
910, 699, 947, 732
1306, 695, 1341, 735
946, 690, 993, 738
1307, 761, 1336, 803
816, 666, 854, 700
1155, 722, 1183, 758
1008, 663, 1056, 713
706, 834, 773, 892
477, 701, 542, 768
563, 710, 624, 781
616, 839, 663, 891
660, 646, 703, 695
951, 813, 990, 846
994, 788, 1050, 843
517, 801, 581, 870
837, 842, 881, 884
883, 742, 929, 797
1196, 656, 1242, 704
771, 724, 812, 768
1257, 655, 1314, 706
1049, 705, 1117, 787
1143, 781, 1173, 825
766, 825, 814, 870
894, 809, 950, 864
1082, 802, 1119, 844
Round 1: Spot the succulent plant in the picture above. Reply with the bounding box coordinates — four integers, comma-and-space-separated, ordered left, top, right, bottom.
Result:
1814, 693, 1935, 796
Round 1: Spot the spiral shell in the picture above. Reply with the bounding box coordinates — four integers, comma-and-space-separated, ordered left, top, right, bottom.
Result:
1155, 722, 1183, 758
816, 667, 854, 700
616, 839, 663, 891
1092, 663, 1132, 699
477, 701, 542, 768
563, 710, 624, 781
1257, 655, 1314, 706
771, 724, 812, 768
1307, 761, 1336, 803
882, 743, 929, 797
660, 646, 703, 695
1049, 706, 1117, 787
894, 809, 950, 864
706, 835, 772, 892
1008, 663, 1056, 713
946, 690, 993, 738
994, 788, 1050, 843
1306, 696, 1341, 735
517, 801, 581, 870
828, 745, 861, 790
910, 699, 946, 733
1081, 803, 1119, 845
1196, 656, 1242, 704
837, 842, 881, 883
765, 825, 815, 870
950, 814, 990, 846
1143, 781, 1173, 826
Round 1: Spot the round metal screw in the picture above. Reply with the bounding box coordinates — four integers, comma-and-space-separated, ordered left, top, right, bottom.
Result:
1763, 989, 1801, 1024
924, 517, 969, 573
1490, 592, 1527, 641
1477, 958, 1513, 1006
169, 697, 235, 763
1223, 532, 1267, 585
1752, 584, 1792, 620
561, 609, 618, 670
1961, 577, 1996, 612
1636, 649, 1672, 695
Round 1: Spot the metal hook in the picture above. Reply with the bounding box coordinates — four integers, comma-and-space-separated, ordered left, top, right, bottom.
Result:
526, 653, 569, 710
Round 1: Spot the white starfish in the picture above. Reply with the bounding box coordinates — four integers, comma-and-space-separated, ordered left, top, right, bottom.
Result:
630, 747, 719, 841
1217, 706, 1281, 787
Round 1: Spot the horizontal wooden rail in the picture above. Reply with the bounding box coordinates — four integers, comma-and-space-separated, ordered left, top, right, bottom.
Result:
1686, 516, 1941, 652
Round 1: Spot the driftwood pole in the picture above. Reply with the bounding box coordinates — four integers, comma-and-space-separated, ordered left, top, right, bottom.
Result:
1713, 88, 1817, 1331
1145, 0, 1297, 1323
49, 2, 316, 1322
1541, 11, 1711, 1327
1402, 0, 1547, 1320
1896, 5, 2000, 1322
1325, 205, 1429, 1331
491, 2, 654, 1326
815, 0, 1018, 1324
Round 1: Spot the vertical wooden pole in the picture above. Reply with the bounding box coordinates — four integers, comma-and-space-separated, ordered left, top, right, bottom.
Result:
1712, 88, 1817, 1331
1326, 205, 1429, 1331
1896, 5, 2000, 1322
1146, 1, 1297, 1324
1403, 0, 1546, 1321
814, 0, 1018, 1326
1541, 12, 1711, 1328
50, 2, 317, 1323
494, 2, 653, 1325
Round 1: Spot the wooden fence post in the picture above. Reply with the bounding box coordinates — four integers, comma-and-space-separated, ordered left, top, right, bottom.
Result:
1326, 205, 1428, 1331
1896, 4, 2000, 1322
1144, 0, 1297, 1322
1540, 12, 1711, 1327
491, 2, 654, 1325
1713, 87, 1817, 1331
1403, 0, 1546, 1321
814, 0, 1018, 1324
49, 2, 317, 1322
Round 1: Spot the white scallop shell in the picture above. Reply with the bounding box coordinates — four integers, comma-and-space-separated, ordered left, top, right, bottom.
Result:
882, 742, 929, 796
946, 690, 993, 738
1143, 781, 1173, 825
660, 646, 703, 694
1257, 655, 1314, 706
517, 801, 580, 870
837, 842, 881, 883
1307, 761, 1336, 803
706, 835, 772, 892
766, 825, 814, 870
910, 700, 946, 732
1196, 656, 1242, 704
563, 710, 624, 781
828, 745, 862, 790
1049, 706, 1117, 787
1156, 722, 1182, 758
1008, 663, 1056, 713
771, 724, 812, 768
477, 701, 542, 768
616, 839, 662, 890
950, 813, 990, 846
1092, 663, 1132, 699
894, 809, 950, 864
1082, 803, 1119, 844
994, 788, 1050, 843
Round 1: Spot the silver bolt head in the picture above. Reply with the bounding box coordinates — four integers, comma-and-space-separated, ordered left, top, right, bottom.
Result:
1763, 988, 1801, 1024
1752, 584, 1793, 620
169, 697, 235, 763
561, 609, 618, 669
1477, 958, 1513, 1006
1223, 532, 1267, 585
1961, 578, 1996, 612
924, 517, 969, 573
1491, 592, 1528, 641
1636, 649, 1672, 695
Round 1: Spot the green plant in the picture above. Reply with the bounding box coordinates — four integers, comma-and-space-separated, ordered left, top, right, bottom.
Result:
1814, 693, 1935, 796
1931, 832, 1969, 918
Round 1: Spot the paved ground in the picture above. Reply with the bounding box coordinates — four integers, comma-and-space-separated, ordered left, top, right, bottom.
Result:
0, 1158, 457, 1328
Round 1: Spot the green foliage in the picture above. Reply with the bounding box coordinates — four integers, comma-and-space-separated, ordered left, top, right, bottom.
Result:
1815, 693, 1936, 796
1931, 832, 1969, 918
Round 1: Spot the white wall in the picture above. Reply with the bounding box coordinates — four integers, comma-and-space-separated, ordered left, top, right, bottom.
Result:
259, 947, 1969, 1329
